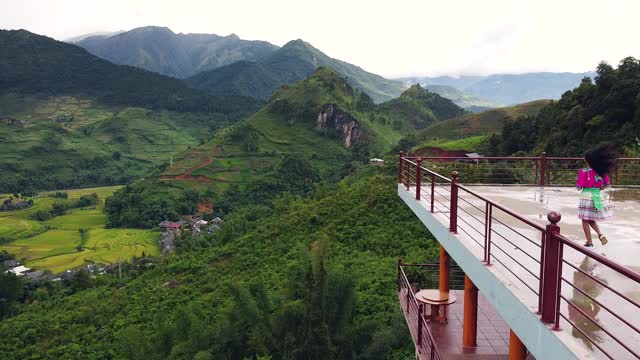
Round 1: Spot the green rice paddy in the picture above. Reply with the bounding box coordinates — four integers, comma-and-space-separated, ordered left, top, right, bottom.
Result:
0, 186, 159, 273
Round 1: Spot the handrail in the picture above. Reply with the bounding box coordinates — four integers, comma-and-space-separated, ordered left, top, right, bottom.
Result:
555, 232, 640, 283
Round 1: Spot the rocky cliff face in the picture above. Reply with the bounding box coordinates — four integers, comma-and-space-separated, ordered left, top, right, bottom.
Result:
315, 104, 365, 147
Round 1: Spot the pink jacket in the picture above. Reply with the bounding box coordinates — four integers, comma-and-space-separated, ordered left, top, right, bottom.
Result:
576, 168, 610, 189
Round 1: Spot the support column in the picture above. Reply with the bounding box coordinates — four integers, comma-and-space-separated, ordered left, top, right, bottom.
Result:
463, 275, 478, 348
509, 330, 527, 360
438, 245, 450, 294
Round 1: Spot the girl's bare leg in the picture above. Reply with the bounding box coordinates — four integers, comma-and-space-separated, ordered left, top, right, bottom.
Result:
589, 221, 602, 237
582, 220, 593, 244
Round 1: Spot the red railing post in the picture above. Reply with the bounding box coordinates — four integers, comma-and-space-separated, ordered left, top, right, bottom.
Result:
415, 159, 422, 200
430, 174, 435, 213
450, 171, 459, 233
540, 152, 547, 186
540, 211, 563, 326
418, 303, 424, 346
397, 258, 402, 292
398, 151, 404, 184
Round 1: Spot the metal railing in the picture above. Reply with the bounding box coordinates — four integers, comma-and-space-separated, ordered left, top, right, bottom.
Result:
398, 152, 640, 359
409, 153, 640, 186
397, 262, 443, 360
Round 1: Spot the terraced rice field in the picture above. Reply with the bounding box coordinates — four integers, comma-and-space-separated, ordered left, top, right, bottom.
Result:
0, 186, 160, 273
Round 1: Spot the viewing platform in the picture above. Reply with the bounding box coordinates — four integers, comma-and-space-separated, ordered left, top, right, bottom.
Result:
396, 154, 640, 360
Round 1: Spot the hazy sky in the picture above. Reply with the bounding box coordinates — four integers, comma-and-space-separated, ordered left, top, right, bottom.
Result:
1, 0, 638, 77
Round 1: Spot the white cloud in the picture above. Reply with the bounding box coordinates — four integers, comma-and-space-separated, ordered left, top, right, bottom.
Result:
0, 0, 638, 77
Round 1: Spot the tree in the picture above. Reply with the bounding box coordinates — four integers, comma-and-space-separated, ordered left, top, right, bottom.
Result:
0, 272, 22, 318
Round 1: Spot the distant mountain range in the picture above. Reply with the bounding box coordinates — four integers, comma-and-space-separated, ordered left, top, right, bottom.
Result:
74, 26, 406, 103
398, 72, 595, 105
423, 85, 500, 112
75, 26, 278, 78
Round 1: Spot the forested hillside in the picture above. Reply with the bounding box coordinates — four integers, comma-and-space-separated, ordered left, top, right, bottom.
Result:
0, 30, 262, 192
75, 26, 278, 78
0, 168, 438, 360
490, 57, 640, 156
378, 84, 467, 129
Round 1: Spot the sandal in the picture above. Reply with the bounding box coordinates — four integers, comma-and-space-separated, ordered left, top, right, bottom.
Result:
583, 242, 594, 247
599, 234, 608, 245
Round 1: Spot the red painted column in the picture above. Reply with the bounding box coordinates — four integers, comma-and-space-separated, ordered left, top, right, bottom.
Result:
449, 171, 459, 233
463, 275, 478, 348
509, 330, 527, 360
415, 159, 422, 200
539, 152, 547, 186
439, 246, 450, 295
540, 212, 563, 324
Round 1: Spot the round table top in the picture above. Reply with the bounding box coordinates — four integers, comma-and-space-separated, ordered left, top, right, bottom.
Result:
415, 289, 457, 305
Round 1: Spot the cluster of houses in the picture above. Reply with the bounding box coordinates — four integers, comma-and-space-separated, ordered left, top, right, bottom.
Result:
159, 216, 224, 254
3, 259, 108, 282
3, 260, 46, 280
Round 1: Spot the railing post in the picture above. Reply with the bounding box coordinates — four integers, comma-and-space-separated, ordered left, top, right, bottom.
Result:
415, 159, 422, 200
418, 303, 424, 346
398, 151, 404, 184
540, 152, 547, 186
450, 171, 459, 233
484, 203, 492, 264
397, 258, 402, 292
430, 174, 435, 213
540, 211, 563, 327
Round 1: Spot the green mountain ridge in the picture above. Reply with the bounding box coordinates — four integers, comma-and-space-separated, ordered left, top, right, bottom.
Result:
378, 84, 467, 129
75, 26, 279, 78
187, 39, 407, 103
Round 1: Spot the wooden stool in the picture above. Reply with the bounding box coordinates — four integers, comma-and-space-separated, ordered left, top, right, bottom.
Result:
415, 289, 457, 324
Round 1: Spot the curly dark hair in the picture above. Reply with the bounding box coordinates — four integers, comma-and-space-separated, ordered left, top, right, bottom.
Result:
584, 144, 620, 177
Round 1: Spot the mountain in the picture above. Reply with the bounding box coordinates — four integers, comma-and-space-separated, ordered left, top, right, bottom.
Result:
187, 39, 406, 103
75, 26, 279, 78
378, 84, 466, 129
65, 30, 124, 43
104, 67, 461, 228
0, 29, 263, 192
398, 72, 595, 105
0, 29, 262, 113
491, 57, 640, 156
423, 84, 501, 111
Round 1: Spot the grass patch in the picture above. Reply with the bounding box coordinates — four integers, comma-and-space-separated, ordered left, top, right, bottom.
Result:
416, 135, 488, 152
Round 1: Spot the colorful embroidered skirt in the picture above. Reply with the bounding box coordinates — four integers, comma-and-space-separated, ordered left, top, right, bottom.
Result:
578, 188, 614, 221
